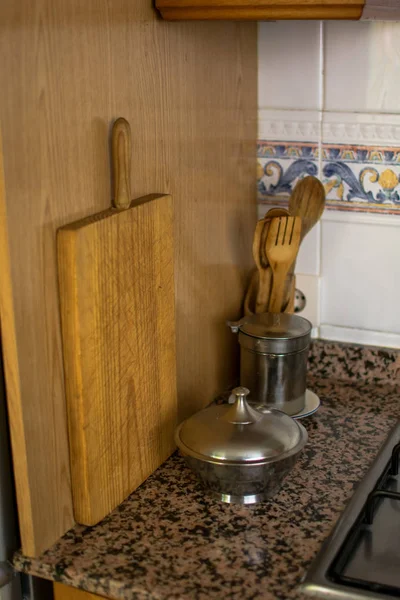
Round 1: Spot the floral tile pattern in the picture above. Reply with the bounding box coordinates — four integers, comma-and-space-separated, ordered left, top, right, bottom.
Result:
257, 141, 318, 198
257, 140, 400, 214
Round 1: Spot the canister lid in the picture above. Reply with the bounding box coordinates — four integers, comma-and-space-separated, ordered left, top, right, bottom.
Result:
175, 387, 307, 465
239, 313, 311, 339
227, 313, 312, 354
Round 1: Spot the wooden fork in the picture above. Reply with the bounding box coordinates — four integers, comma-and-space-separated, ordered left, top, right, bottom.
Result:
252, 207, 290, 314
265, 216, 301, 313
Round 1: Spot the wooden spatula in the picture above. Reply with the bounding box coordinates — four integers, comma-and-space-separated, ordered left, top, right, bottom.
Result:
252, 220, 271, 313
266, 216, 301, 313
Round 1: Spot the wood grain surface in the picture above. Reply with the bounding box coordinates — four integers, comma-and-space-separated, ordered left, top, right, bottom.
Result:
156, 0, 365, 20
112, 118, 132, 210
0, 131, 37, 549
54, 583, 105, 600
58, 194, 177, 525
0, 0, 256, 555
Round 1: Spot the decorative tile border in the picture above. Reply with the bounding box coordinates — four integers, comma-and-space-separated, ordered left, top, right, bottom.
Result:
259, 109, 400, 146
323, 116, 400, 147
257, 140, 400, 214
257, 140, 318, 197
323, 143, 400, 211
258, 109, 321, 143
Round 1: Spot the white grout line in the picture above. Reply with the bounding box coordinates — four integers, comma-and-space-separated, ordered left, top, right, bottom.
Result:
318, 19, 324, 185
318, 20, 325, 115
317, 20, 325, 327
259, 107, 400, 117
317, 20, 324, 281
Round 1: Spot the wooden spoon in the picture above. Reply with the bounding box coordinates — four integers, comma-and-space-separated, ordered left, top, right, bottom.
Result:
282, 176, 326, 309
289, 176, 325, 242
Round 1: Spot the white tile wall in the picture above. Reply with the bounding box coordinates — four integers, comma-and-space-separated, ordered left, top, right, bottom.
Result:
258, 21, 321, 111
258, 20, 400, 348
324, 21, 400, 113
320, 213, 400, 335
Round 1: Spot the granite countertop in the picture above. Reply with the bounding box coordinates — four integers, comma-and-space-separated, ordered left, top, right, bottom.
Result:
14, 341, 400, 600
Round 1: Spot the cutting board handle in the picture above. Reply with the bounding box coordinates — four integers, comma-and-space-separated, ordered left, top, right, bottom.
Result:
112, 117, 132, 210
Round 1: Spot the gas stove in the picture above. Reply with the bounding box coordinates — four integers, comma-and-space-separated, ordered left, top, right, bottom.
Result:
302, 421, 400, 600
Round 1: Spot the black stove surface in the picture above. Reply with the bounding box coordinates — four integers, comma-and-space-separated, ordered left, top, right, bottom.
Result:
302, 423, 400, 600
330, 448, 400, 597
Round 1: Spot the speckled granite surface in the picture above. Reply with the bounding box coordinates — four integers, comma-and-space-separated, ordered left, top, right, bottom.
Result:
14, 341, 400, 600
308, 339, 400, 385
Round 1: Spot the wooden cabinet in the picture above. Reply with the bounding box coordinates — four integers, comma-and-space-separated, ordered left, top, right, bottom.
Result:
156, 0, 365, 20
54, 583, 104, 599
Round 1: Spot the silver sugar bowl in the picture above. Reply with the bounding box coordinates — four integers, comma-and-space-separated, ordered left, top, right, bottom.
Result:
175, 387, 308, 504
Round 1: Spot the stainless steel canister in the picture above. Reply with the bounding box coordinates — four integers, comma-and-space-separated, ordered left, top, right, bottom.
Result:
228, 313, 312, 416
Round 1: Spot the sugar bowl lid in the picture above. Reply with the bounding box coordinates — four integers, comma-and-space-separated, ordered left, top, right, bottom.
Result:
175, 387, 307, 465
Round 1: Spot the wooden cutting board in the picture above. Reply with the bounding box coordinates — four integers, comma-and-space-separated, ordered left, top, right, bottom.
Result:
57, 118, 177, 526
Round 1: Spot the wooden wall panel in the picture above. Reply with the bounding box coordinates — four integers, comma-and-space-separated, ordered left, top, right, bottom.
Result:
0, 1, 257, 556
